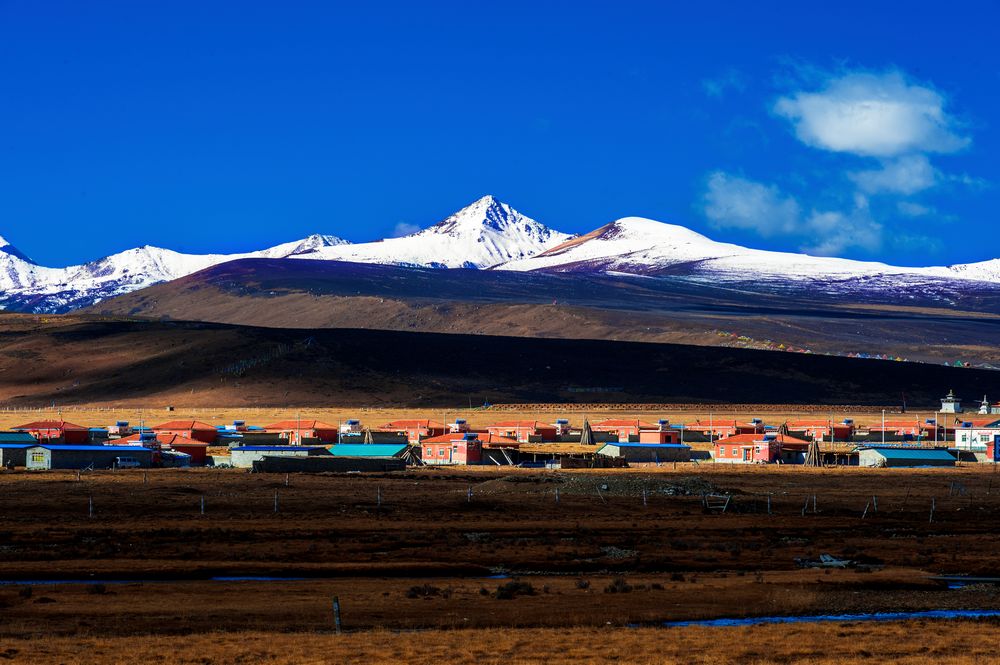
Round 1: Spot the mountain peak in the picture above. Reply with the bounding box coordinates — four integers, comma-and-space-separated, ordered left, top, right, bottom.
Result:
426, 195, 537, 237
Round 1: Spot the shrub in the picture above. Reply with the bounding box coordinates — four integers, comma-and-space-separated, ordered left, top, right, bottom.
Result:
406, 584, 440, 599
670, 572, 685, 582
495, 580, 536, 600
576, 578, 590, 590
604, 577, 632, 594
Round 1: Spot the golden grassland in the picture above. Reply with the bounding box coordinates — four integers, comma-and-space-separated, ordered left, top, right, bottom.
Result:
11, 622, 1000, 665
0, 404, 949, 432
4, 466, 1000, 663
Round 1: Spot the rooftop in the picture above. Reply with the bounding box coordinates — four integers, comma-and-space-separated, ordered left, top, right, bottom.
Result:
328, 443, 409, 457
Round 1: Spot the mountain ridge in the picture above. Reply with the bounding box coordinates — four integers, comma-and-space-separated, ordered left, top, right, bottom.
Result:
3, 196, 1000, 313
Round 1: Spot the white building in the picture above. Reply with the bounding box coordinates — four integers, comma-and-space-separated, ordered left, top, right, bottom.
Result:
940, 390, 962, 414
954, 421, 1000, 452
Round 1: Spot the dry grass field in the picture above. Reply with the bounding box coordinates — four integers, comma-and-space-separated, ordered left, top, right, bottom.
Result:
11, 621, 1000, 665
0, 404, 940, 432
2, 464, 1000, 664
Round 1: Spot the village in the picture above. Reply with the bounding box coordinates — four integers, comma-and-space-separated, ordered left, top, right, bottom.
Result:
2, 390, 998, 473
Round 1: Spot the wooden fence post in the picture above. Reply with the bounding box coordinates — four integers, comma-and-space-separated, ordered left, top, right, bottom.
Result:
332, 596, 342, 635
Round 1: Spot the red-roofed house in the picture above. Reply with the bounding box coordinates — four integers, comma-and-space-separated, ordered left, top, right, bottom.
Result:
13, 420, 88, 444
421, 433, 483, 465
591, 419, 659, 441
713, 433, 809, 464
378, 420, 447, 444
152, 420, 218, 444
422, 432, 519, 447
123, 432, 209, 465
264, 420, 339, 444
867, 420, 937, 437
485, 421, 557, 443
685, 419, 766, 439
786, 420, 856, 442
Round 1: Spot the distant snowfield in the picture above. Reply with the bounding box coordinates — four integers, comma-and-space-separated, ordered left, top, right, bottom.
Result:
1, 197, 998, 313
497, 216, 968, 283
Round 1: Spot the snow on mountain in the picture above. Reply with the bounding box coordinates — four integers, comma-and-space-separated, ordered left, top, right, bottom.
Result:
297, 195, 572, 269
946, 258, 1000, 283
3, 199, 1000, 314
0, 234, 350, 313
498, 216, 961, 284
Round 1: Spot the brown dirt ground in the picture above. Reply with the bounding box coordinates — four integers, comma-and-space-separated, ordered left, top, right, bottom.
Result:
2, 465, 1000, 658
8, 621, 1000, 665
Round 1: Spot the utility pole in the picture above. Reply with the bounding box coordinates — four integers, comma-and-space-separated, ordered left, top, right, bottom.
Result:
882, 409, 886, 446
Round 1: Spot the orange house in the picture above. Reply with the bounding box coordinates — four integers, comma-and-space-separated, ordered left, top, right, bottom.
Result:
591, 419, 660, 441
123, 432, 209, 465
151, 420, 219, 444
13, 420, 89, 444
420, 433, 483, 465
786, 420, 856, 441
485, 421, 558, 443
264, 420, 340, 444
685, 419, 766, 440
378, 420, 447, 444
713, 433, 808, 464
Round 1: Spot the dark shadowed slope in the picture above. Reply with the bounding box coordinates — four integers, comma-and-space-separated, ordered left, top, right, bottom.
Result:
0, 314, 995, 407
88, 258, 1000, 367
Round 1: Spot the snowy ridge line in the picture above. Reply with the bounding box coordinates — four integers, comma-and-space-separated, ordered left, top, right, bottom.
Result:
3, 196, 1000, 314
0, 196, 569, 312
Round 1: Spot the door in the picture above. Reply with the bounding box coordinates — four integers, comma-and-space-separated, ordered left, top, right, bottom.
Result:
742, 447, 752, 462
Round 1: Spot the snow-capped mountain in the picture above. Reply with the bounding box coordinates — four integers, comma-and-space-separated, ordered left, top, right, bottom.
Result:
0, 234, 349, 313
0, 196, 568, 312
4, 198, 1000, 314
497, 216, 978, 287
295, 195, 571, 269
946, 258, 1000, 283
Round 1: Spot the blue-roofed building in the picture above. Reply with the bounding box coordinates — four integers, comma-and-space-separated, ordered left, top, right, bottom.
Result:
0, 434, 38, 467
24, 444, 153, 470
598, 442, 691, 463
858, 446, 956, 468
328, 443, 410, 459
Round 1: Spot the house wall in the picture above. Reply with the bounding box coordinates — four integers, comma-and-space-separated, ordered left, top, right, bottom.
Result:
422, 440, 482, 465
955, 428, 1000, 452
0, 448, 28, 467
171, 444, 208, 465
155, 428, 218, 444
713, 442, 779, 464
230, 448, 313, 468
26, 447, 153, 470
615, 446, 690, 463
638, 430, 681, 444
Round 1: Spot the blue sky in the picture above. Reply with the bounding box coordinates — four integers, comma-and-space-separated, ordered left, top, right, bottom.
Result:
1, 1, 998, 267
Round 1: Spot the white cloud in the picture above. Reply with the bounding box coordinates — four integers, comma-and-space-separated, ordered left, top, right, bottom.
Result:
391, 222, 420, 237
848, 154, 938, 195
702, 172, 800, 235
800, 209, 882, 256
702, 171, 882, 256
774, 71, 969, 157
